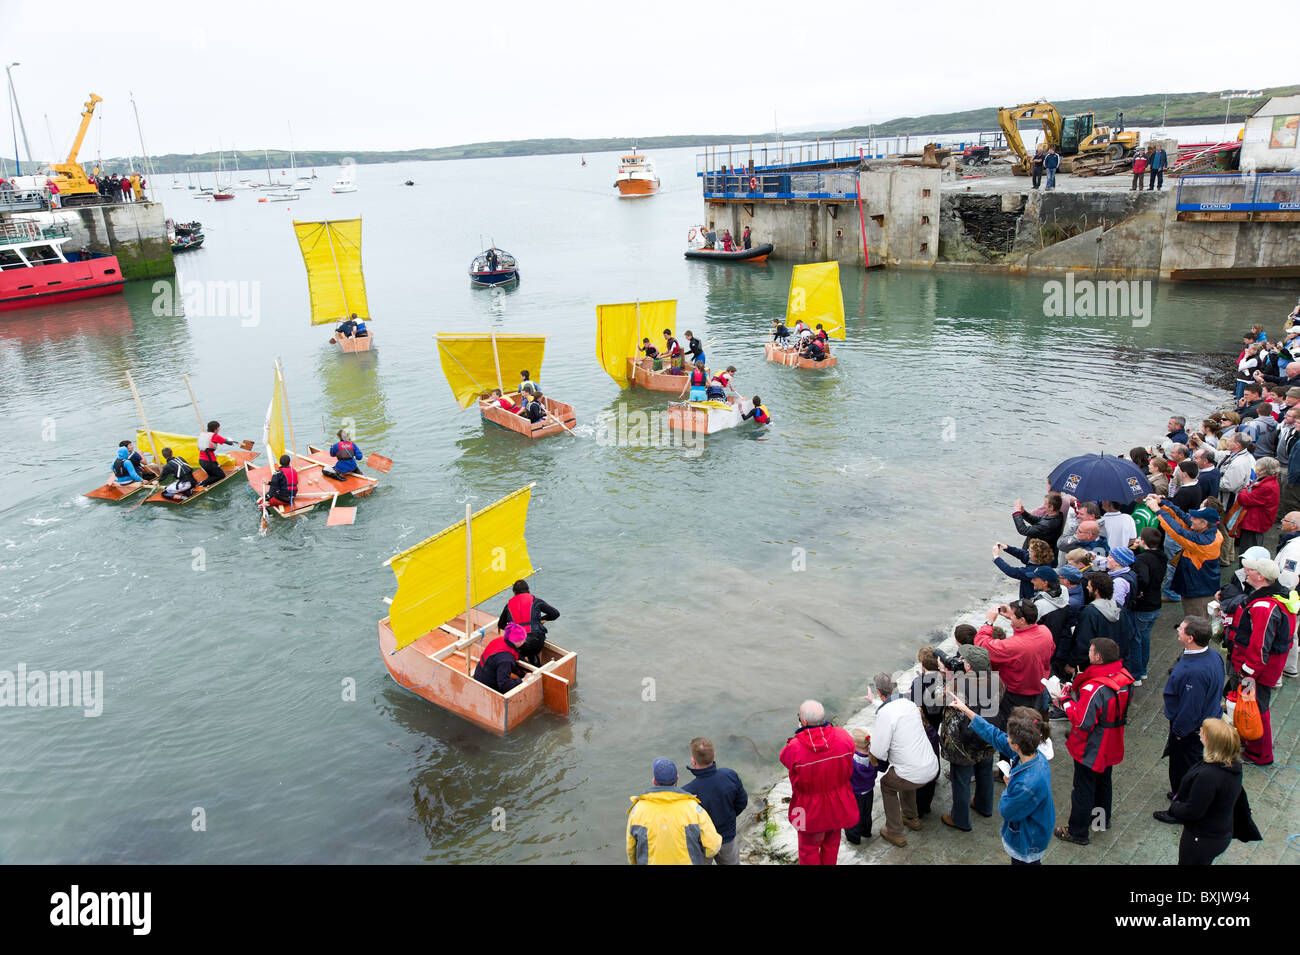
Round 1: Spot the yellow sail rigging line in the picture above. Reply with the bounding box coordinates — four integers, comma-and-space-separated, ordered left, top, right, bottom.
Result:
293, 218, 369, 326
785, 262, 845, 339
386, 486, 536, 651
436, 333, 547, 409
595, 298, 676, 388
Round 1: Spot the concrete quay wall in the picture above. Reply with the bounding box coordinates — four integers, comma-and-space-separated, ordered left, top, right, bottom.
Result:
702, 167, 942, 269
38, 201, 174, 281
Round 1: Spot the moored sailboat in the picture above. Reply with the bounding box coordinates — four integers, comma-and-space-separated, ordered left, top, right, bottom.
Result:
766, 261, 845, 369
293, 218, 373, 352
595, 299, 689, 391
377, 485, 577, 735
436, 332, 576, 439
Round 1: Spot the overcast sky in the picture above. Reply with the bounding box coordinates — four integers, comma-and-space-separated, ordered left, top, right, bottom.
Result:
4, 0, 1298, 161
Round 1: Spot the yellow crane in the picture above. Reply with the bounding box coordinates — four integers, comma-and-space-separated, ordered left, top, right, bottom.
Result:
998, 100, 1141, 176
47, 93, 103, 201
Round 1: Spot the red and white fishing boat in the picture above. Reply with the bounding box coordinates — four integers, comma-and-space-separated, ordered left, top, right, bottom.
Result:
0, 219, 124, 312
613, 148, 660, 198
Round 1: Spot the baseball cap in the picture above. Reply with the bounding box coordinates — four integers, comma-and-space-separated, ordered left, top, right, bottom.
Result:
1059, 565, 1084, 583
1027, 566, 1060, 584
1189, 507, 1220, 524
1240, 546, 1271, 564
652, 758, 678, 785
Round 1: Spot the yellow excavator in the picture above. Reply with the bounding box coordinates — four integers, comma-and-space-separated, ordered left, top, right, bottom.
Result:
998, 100, 1141, 175
46, 93, 103, 203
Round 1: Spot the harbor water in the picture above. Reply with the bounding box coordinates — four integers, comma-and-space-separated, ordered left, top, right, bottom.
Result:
0, 145, 1287, 863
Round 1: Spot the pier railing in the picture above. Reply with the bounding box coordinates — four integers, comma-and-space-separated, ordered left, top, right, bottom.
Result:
696, 132, 1004, 177
702, 170, 860, 201
0, 219, 71, 246
1175, 172, 1300, 211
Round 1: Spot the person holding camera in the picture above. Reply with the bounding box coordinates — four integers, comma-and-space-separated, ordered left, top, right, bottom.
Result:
974, 600, 1054, 726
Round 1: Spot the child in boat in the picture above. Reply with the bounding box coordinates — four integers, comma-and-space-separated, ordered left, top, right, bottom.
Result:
353, 316, 368, 337
683, 331, 706, 365
771, 319, 792, 347
260, 454, 298, 509
706, 366, 736, 401
801, 338, 828, 362
815, 324, 829, 345
518, 394, 546, 424
663, 329, 684, 374
112, 445, 145, 485
486, 389, 521, 414
335, 317, 357, 337
117, 440, 158, 480
198, 421, 238, 486
325, 430, 366, 480
638, 338, 660, 361
681, 361, 709, 401
519, 370, 542, 398
742, 396, 771, 425
158, 448, 198, 500
473, 622, 529, 694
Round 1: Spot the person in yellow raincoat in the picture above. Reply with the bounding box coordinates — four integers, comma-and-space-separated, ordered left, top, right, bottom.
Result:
626, 758, 722, 865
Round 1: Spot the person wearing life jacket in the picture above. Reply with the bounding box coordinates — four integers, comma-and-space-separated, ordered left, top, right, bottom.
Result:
815, 324, 830, 347
350, 313, 368, 337
157, 448, 198, 500
112, 445, 145, 485
197, 420, 238, 486
1222, 555, 1297, 765
484, 388, 521, 414
326, 429, 365, 479
770, 319, 792, 348
681, 361, 709, 401
335, 317, 357, 338
497, 579, 560, 666
742, 396, 770, 426
683, 331, 706, 365
473, 622, 529, 694
518, 393, 546, 425
117, 439, 158, 481
706, 365, 736, 402
1054, 637, 1134, 846
801, 337, 828, 362
638, 338, 660, 361
518, 369, 542, 398
662, 329, 684, 374
261, 454, 299, 510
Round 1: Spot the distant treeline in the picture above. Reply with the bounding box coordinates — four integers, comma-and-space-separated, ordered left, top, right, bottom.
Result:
85, 84, 1298, 174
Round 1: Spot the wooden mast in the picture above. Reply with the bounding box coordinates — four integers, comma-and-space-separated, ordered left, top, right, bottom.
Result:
182, 373, 204, 431
490, 328, 504, 393
124, 370, 163, 470
465, 499, 474, 676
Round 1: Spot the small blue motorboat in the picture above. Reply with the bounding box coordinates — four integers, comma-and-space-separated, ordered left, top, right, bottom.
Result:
469, 247, 519, 287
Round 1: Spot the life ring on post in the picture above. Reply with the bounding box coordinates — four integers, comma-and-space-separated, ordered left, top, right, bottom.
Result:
749, 177, 759, 191
688, 227, 697, 241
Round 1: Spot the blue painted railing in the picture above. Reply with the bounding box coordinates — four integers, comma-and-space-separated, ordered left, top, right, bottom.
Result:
702, 170, 860, 201
1175, 172, 1300, 212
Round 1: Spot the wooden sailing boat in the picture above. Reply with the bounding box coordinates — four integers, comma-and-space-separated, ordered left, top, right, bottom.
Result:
293, 218, 373, 352
436, 332, 576, 439
378, 485, 576, 735
595, 299, 689, 391
86, 371, 257, 503
244, 357, 380, 520
765, 261, 844, 369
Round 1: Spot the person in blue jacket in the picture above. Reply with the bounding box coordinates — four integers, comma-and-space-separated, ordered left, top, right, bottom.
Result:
112, 445, 145, 485
1147, 145, 1168, 191
947, 691, 1055, 864
1043, 146, 1061, 190
326, 430, 366, 479
1155, 616, 1225, 822
682, 737, 748, 865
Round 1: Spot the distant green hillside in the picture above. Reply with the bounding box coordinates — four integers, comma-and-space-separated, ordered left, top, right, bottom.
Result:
89, 84, 1298, 174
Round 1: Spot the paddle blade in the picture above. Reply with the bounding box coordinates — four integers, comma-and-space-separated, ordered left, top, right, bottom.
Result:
365, 452, 392, 473
327, 505, 357, 526
193, 468, 209, 482
240, 439, 255, 451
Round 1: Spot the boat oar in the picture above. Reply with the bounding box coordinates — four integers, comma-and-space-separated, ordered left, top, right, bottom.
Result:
239, 439, 255, 451
326, 491, 357, 526
126, 482, 159, 511
365, 452, 392, 473
258, 481, 270, 535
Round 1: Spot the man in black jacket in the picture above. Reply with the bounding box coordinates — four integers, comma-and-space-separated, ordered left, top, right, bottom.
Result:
1013, 492, 1065, 562
498, 580, 560, 666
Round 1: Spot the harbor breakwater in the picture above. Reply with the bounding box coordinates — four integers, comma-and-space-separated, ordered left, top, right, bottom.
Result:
48, 202, 174, 281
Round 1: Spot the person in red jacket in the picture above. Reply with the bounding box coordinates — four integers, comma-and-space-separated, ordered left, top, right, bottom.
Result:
1233, 458, 1281, 554
1223, 556, 1297, 765
778, 699, 857, 865
974, 600, 1055, 726
1053, 637, 1134, 846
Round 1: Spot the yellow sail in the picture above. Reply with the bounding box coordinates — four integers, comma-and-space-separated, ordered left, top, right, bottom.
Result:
263, 366, 286, 464
293, 218, 369, 326
436, 333, 547, 409
595, 299, 677, 387
135, 430, 238, 470
387, 486, 536, 651
785, 262, 845, 339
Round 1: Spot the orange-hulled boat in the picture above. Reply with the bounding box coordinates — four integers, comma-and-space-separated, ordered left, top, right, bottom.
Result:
766, 261, 846, 371
613, 148, 659, 198
378, 485, 576, 735
436, 332, 576, 439
596, 299, 693, 392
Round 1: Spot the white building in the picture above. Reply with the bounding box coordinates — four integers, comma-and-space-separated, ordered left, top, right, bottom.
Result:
1242, 95, 1300, 173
